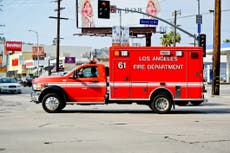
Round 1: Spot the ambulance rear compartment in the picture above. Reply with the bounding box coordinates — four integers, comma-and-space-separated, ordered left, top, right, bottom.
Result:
109, 47, 204, 101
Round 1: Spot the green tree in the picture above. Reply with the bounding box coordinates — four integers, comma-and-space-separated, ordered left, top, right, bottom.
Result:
223, 39, 230, 43
160, 31, 181, 46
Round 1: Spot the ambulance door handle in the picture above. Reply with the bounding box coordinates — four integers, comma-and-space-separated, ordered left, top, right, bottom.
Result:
194, 72, 200, 77
92, 80, 99, 83
124, 77, 129, 81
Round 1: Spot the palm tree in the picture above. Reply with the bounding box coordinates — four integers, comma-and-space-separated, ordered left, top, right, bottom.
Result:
160, 31, 181, 46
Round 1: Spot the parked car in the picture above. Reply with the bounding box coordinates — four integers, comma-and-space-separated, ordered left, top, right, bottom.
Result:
0, 77, 22, 94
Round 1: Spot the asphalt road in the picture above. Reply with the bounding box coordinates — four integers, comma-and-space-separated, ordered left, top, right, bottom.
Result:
0, 85, 230, 153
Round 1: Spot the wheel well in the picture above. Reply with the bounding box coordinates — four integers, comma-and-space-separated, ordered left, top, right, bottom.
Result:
150, 88, 173, 101
39, 86, 67, 102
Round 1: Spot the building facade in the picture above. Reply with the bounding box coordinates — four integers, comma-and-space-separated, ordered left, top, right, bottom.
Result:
1, 44, 92, 78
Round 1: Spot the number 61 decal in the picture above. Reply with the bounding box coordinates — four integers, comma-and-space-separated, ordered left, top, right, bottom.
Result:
118, 62, 126, 69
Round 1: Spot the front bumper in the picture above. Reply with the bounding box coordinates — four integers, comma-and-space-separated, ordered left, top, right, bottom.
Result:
30, 91, 41, 103
1, 88, 21, 93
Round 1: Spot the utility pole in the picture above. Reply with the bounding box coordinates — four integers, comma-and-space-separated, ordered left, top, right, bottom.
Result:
49, 0, 68, 73
196, 0, 202, 35
56, 0, 61, 73
172, 10, 181, 47
212, 0, 221, 95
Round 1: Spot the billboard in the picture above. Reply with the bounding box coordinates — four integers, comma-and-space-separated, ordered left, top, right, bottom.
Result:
76, 0, 160, 28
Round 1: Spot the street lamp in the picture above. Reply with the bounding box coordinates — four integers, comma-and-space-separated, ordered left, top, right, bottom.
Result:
28, 30, 40, 76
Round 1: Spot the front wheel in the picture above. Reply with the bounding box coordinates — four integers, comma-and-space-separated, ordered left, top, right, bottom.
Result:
149, 94, 172, 114
42, 93, 65, 113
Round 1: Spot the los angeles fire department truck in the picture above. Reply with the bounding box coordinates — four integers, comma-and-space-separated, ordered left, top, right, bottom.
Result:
31, 46, 205, 113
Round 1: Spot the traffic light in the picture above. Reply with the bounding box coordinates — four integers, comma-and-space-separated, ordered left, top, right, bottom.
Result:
198, 34, 206, 57
98, 0, 110, 19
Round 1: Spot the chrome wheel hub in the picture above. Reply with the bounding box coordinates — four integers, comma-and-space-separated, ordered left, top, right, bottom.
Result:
45, 97, 59, 111
155, 98, 169, 111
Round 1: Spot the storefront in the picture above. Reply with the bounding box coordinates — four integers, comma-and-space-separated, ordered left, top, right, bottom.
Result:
205, 43, 230, 83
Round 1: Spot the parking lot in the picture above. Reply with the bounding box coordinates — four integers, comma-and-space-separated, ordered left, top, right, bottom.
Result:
0, 85, 230, 153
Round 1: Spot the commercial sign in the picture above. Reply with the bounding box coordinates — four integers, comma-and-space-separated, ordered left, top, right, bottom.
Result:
0, 67, 6, 73
8, 53, 22, 71
32, 46, 45, 60
12, 58, 19, 67
0, 54, 2, 66
65, 57, 76, 64
5, 41, 22, 51
76, 0, 160, 28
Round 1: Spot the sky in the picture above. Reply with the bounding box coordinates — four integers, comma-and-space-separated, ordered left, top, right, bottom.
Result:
0, 0, 230, 49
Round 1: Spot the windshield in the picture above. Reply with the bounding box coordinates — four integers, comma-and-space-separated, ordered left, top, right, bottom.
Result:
0, 78, 17, 83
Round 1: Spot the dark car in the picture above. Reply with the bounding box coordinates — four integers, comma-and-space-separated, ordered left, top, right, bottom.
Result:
21, 77, 33, 87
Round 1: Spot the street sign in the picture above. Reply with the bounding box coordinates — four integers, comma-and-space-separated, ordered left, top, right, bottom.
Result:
196, 15, 202, 24
140, 19, 158, 25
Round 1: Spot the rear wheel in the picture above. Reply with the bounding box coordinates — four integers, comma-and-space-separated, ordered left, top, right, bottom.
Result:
149, 94, 172, 114
42, 93, 65, 113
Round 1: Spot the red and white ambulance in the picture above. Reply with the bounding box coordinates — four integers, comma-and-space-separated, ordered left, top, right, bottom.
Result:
31, 46, 205, 113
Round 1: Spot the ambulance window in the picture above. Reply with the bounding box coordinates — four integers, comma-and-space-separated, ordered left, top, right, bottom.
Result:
191, 52, 199, 59
78, 66, 98, 78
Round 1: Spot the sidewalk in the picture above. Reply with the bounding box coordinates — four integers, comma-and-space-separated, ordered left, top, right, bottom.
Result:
205, 84, 230, 100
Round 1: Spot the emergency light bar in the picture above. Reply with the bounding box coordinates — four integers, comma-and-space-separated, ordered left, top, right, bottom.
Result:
114, 50, 129, 57
114, 50, 120, 56
160, 51, 171, 56
176, 50, 183, 57
120, 50, 129, 56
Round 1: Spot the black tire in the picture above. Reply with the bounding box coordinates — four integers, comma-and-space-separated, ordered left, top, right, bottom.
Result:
149, 94, 172, 114
42, 93, 65, 113
59, 102, 66, 111
175, 101, 189, 106
190, 101, 203, 106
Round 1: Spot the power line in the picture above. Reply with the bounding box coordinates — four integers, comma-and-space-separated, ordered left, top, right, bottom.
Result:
175, 8, 230, 20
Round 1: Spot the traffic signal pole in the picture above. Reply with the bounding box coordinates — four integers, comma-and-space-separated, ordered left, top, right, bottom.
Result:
116, 8, 196, 40
212, 0, 221, 95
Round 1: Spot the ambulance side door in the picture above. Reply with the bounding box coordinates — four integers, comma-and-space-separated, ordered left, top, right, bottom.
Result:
65, 66, 106, 102
111, 59, 130, 99
187, 50, 203, 98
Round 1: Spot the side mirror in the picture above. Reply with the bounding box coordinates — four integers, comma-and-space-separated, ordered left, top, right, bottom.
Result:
73, 70, 78, 79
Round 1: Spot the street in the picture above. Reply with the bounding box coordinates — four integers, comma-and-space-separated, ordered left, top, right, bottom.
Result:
0, 85, 230, 153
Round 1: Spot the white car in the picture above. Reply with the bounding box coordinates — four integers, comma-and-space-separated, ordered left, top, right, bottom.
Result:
0, 77, 22, 94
